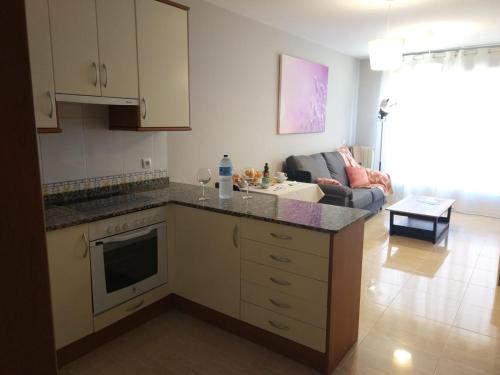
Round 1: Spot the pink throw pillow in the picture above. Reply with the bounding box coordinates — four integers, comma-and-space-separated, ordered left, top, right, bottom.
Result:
345, 166, 371, 188
316, 177, 342, 186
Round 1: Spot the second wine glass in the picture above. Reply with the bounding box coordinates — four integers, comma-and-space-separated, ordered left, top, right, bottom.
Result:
196, 168, 212, 201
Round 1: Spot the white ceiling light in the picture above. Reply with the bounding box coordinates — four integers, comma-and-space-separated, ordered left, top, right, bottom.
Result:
369, 0, 403, 71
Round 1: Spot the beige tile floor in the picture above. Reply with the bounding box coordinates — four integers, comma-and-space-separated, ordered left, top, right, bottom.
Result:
60, 211, 500, 375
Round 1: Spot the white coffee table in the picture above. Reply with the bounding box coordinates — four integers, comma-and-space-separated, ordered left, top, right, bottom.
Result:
386, 196, 455, 244
246, 182, 325, 203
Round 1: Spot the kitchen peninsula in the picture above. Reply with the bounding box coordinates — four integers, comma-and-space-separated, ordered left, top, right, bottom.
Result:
44, 181, 368, 374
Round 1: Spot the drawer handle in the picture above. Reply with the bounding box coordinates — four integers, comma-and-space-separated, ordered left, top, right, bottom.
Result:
268, 320, 290, 331
270, 277, 291, 286
270, 232, 292, 240
269, 254, 291, 263
269, 298, 291, 309
126, 299, 145, 312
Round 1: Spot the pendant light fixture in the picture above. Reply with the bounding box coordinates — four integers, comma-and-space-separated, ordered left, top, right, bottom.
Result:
369, 0, 403, 71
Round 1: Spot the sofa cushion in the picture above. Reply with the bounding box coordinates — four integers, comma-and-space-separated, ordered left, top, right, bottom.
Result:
319, 184, 352, 198
345, 166, 371, 188
286, 154, 331, 182
370, 187, 385, 202
322, 152, 349, 186
351, 189, 373, 208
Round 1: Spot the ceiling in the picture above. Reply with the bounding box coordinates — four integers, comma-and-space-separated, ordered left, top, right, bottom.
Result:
204, 0, 500, 58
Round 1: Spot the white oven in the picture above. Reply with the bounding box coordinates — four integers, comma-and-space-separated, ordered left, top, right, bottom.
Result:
89, 207, 167, 315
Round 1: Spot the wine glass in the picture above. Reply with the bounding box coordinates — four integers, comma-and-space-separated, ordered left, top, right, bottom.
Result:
241, 168, 254, 199
196, 168, 211, 201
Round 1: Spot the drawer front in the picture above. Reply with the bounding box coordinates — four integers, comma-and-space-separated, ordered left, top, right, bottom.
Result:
241, 260, 327, 305
241, 281, 327, 329
241, 301, 326, 352
242, 239, 329, 282
93, 284, 169, 331
240, 218, 330, 257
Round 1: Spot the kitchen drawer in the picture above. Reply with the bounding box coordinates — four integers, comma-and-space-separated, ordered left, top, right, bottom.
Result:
241, 260, 327, 305
241, 301, 326, 352
241, 239, 329, 282
241, 280, 327, 329
93, 284, 169, 331
240, 218, 329, 257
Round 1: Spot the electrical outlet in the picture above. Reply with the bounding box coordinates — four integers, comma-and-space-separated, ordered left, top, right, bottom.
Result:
141, 158, 152, 169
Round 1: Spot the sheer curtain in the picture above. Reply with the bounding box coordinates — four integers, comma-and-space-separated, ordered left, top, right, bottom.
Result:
380, 47, 500, 218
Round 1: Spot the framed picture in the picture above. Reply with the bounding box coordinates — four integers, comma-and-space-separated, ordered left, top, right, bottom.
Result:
278, 54, 329, 134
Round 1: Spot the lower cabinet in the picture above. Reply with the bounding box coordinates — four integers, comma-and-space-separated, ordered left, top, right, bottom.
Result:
94, 283, 170, 331
46, 224, 93, 349
174, 205, 240, 318
241, 301, 326, 352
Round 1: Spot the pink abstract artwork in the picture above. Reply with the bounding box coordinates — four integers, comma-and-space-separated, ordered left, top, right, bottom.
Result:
278, 55, 329, 134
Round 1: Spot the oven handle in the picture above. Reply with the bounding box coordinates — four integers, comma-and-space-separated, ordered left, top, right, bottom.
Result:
100, 227, 155, 244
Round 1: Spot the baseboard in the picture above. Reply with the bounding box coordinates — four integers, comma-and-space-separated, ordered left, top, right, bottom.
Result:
171, 295, 325, 371
56, 295, 174, 367
57, 294, 325, 372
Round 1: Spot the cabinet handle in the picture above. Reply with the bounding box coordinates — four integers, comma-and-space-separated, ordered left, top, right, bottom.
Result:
101, 63, 108, 88
269, 277, 291, 286
269, 254, 291, 263
126, 299, 145, 312
270, 232, 292, 240
269, 298, 291, 309
268, 320, 290, 331
82, 232, 89, 258
141, 98, 147, 119
92, 62, 99, 86
233, 225, 239, 248
47, 91, 54, 119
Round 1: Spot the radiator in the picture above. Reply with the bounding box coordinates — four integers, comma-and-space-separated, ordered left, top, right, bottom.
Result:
351, 145, 374, 169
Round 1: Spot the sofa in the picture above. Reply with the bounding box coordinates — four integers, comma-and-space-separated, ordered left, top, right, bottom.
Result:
285, 151, 385, 214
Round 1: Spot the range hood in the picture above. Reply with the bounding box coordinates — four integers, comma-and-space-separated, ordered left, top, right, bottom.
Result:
55, 94, 139, 106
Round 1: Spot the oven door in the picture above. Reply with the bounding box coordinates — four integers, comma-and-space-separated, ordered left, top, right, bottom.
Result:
90, 222, 167, 315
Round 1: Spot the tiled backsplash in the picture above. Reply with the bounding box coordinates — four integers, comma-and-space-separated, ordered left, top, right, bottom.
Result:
37, 102, 168, 184
42, 170, 168, 196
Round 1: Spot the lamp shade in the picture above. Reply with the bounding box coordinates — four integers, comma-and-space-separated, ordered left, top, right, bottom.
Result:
369, 38, 403, 71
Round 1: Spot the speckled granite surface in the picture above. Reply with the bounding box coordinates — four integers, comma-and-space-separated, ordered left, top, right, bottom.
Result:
45, 182, 369, 233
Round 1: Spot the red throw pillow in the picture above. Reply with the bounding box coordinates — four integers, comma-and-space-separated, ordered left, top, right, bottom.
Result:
345, 166, 371, 188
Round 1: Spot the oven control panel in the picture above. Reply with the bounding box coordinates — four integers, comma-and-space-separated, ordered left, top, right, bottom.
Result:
89, 207, 166, 241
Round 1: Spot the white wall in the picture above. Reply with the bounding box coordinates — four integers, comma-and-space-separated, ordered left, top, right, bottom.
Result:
38, 103, 168, 184
354, 59, 383, 168
167, 0, 360, 184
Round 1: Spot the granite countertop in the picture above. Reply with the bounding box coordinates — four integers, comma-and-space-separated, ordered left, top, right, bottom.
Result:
45, 182, 369, 234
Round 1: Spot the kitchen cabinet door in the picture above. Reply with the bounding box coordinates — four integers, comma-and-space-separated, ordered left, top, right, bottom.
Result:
174, 206, 240, 318
96, 0, 139, 98
46, 224, 93, 349
48, 0, 101, 96
136, 0, 190, 128
25, 0, 58, 130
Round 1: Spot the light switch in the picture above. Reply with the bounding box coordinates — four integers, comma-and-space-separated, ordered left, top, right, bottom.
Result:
142, 158, 152, 169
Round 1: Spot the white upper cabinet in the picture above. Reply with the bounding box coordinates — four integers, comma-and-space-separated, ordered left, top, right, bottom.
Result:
48, 0, 139, 98
25, 0, 58, 130
48, 0, 101, 96
136, 0, 190, 128
96, 0, 139, 98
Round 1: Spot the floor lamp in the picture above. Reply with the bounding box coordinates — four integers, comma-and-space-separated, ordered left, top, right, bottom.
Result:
378, 98, 393, 171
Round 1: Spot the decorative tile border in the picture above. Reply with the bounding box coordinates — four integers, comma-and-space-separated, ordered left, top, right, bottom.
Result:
43, 170, 168, 196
